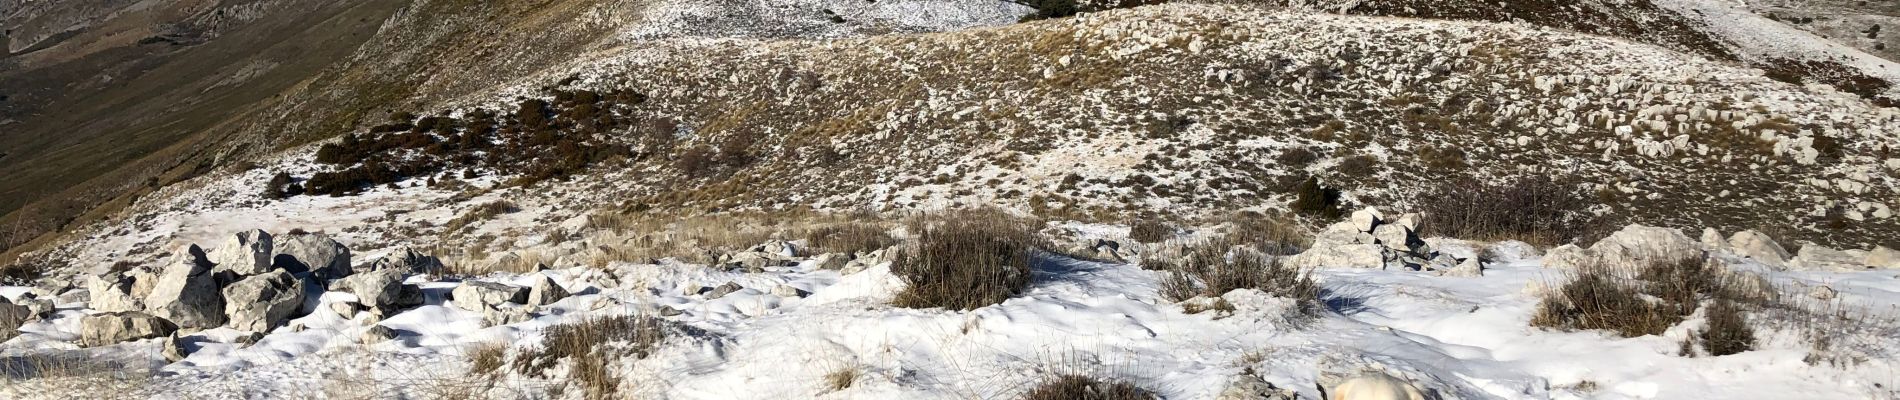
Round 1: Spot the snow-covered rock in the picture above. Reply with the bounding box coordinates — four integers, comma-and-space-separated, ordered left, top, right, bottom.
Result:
1591, 224, 1702, 268
1542, 244, 1596, 269
79, 311, 177, 347
209, 229, 274, 277
86, 271, 144, 313
221, 270, 307, 332
1792, 245, 1867, 270
145, 246, 227, 330
273, 232, 352, 278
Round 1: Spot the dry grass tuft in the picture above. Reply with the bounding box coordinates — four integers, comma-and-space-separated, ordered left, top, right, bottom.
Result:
467, 342, 507, 376
823, 367, 861, 392
1019, 375, 1155, 400
807, 223, 898, 255
1533, 254, 1764, 346
512, 315, 673, 399
891, 210, 1041, 310
445, 200, 520, 233
1153, 240, 1320, 317
1127, 218, 1174, 244
1416, 176, 1595, 247
1696, 299, 1756, 356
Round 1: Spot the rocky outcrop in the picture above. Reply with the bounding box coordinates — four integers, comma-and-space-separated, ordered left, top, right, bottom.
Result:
452, 281, 528, 312
210, 229, 275, 277
1589, 225, 1702, 268
1792, 245, 1868, 270
1285, 207, 1470, 275
366, 248, 444, 275
145, 246, 227, 329
80, 311, 178, 347
274, 232, 353, 278
221, 270, 307, 332
525, 275, 570, 306
1727, 230, 1791, 267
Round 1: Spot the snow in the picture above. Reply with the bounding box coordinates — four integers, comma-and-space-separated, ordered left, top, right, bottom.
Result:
7, 238, 1900, 399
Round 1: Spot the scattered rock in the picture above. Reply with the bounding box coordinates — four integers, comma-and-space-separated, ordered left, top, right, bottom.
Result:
727, 251, 794, 272
1439, 257, 1484, 277
525, 275, 571, 306
274, 232, 353, 278
330, 300, 363, 318
451, 281, 528, 312
1728, 230, 1791, 267
210, 229, 275, 277
233, 331, 266, 346
221, 270, 307, 332
80, 311, 178, 347
1371, 224, 1421, 253
1392, 213, 1422, 232
367, 247, 445, 275
359, 325, 398, 344
1484, 241, 1541, 263
706, 282, 745, 299
658, 307, 684, 317
146, 246, 228, 329
480, 304, 535, 326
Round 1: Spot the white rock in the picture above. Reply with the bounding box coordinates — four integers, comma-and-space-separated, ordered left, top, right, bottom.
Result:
1865, 246, 1900, 269
86, 272, 144, 313
221, 270, 307, 332
1349, 207, 1383, 233
452, 281, 527, 312
1286, 243, 1391, 269
145, 246, 227, 330
1392, 213, 1423, 232
525, 275, 571, 306
1793, 245, 1867, 270
1331, 372, 1427, 400
340, 268, 407, 311
210, 229, 275, 277
1542, 244, 1596, 269
1590, 224, 1702, 269
1371, 224, 1419, 253
1485, 241, 1541, 263
1699, 228, 1726, 249
80, 311, 178, 347
366, 247, 444, 275
273, 232, 352, 279
1727, 230, 1790, 267
1439, 257, 1483, 277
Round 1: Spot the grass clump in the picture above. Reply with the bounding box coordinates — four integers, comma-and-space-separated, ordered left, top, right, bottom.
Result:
1533, 255, 1763, 349
1531, 270, 1679, 337
891, 210, 1039, 310
512, 315, 673, 398
823, 367, 861, 392
807, 223, 898, 255
1694, 299, 1757, 356
1127, 218, 1174, 244
444, 200, 519, 233
1154, 241, 1319, 316
1020, 375, 1155, 400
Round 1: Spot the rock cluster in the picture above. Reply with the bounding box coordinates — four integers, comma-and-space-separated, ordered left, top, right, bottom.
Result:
1284, 207, 1481, 276
70, 229, 393, 347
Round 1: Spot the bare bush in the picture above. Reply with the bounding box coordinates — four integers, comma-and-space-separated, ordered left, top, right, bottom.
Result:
1127, 218, 1174, 244
891, 210, 1040, 310
1533, 254, 1763, 345
1019, 375, 1154, 400
1153, 240, 1319, 316
512, 315, 673, 398
1697, 299, 1756, 356
445, 200, 520, 233
807, 223, 898, 255
1531, 270, 1680, 337
1416, 176, 1594, 246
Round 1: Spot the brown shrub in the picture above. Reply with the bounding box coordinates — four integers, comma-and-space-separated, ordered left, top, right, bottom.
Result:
1531, 269, 1680, 338
1415, 176, 1594, 246
1020, 375, 1154, 400
1697, 299, 1756, 356
512, 315, 673, 398
444, 200, 520, 233
1288, 176, 1343, 220
1127, 218, 1174, 244
1153, 240, 1319, 316
891, 211, 1039, 310
807, 223, 898, 255
1275, 147, 1319, 167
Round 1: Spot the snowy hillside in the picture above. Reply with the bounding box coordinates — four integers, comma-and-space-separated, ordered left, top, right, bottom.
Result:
4, 1, 1900, 399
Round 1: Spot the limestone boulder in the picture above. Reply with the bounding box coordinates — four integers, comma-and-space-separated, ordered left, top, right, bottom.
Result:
145, 246, 228, 329
524, 275, 570, 306
1864, 246, 1900, 269
221, 270, 307, 332
1542, 244, 1596, 269
273, 232, 352, 278
1727, 230, 1791, 268
86, 272, 145, 313
210, 229, 275, 277
1699, 228, 1727, 249
340, 268, 408, 311
1348, 207, 1383, 233
706, 282, 745, 299
451, 281, 527, 312
80, 311, 178, 347
1793, 245, 1867, 270
1285, 243, 1392, 270
1591, 224, 1702, 268
1371, 224, 1422, 253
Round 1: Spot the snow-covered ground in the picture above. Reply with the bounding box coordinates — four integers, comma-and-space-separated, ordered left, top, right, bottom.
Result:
5, 226, 1899, 399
